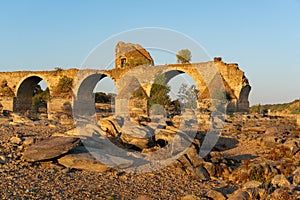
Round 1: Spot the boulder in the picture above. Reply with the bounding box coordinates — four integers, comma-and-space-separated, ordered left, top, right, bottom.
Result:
23, 136, 80, 162
187, 166, 210, 181
242, 126, 266, 133
66, 128, 79, 136
266, 188, 292, 200
205, 190, 226, 200
60, 115, 74, 125
58, 151, 111, 173
120, 133, 149, 150
283, 139, 299, 155
243, 180, 262, 189
97, 118, 120, 138
227, 190, 250, 200
11, 113, 33, 124
260, 135, 279, 147
202, 162, 216, 177
290, 167, 300, 185
181, 194, 201, 200
154, 129, 177, 144
184, 144, 204, 167
0, 155, 6, 164
271, 175, 291, 188
10, 136, 22, 145
22, 137, 35, 147
265, 127, 278, 134
121, 122, 154, 138
58, 146, 133, 172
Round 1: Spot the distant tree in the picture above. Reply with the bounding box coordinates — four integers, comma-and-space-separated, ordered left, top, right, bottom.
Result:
131, 86, 148, 100
32, 87, 50, 112
178, 84, 199, 110
148, 72, 171, 113
176, 49, 192, 64
95, 92, 111, 103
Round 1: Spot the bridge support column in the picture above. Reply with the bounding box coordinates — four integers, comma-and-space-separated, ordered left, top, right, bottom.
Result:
0, 97, 14, 112
48, 97, 73, 119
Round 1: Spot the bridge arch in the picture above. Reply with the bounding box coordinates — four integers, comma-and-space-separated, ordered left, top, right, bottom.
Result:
146, 69, 202, 115
13, 75, 51, 115
73, 72, 117, 119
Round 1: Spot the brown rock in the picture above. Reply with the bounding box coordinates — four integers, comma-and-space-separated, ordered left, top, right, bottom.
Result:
187, 166, 210, 181
290, 167, 300, 185
243, 180, 262, 189
58, 146, 133, 172
10, 136, 22, 145
265, 127, 278, 134
23, 136, 80, 162
202, 162, 216, 177
154, 129, 177, 143
266, 188, 292, 200
177, 154, 193, 168
120, 133, 149, 150
205, 190, 226, 200
181, 194, 201, 200
283, 139, 299, 155
227, 190, 250, 200
0, 155, 6, 164
98, 118, 120, 138
60, 115, 74, 125
58, 151, 111, 173
184, 144, 204, 167
11, 113, 33, 124
271, 175, 291, 188
115, 41, 154, 68
242, 126, 266, 133
23, 137, 35, 147
260, 135, 279, 147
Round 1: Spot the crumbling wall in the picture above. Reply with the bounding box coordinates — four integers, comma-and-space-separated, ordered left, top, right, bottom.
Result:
0, 58, 251, 116
115, 41, 154, 68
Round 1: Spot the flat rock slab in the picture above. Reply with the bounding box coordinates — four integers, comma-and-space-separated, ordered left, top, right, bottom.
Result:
58, 146, 133, 172
23, 136, 80, 162
58, 151, 111, 173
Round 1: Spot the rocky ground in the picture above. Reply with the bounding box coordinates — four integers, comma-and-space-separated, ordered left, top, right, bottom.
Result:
0, 112, 300, 199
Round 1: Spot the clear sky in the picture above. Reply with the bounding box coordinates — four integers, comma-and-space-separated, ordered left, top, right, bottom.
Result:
0, 0, 299, 105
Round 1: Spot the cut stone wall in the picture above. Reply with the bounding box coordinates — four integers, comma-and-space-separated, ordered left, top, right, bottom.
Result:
0, 59, 251, 116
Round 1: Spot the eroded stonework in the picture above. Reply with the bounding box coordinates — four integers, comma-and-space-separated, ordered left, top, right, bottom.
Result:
0, 41, 251, 117
115, 41, 154, 68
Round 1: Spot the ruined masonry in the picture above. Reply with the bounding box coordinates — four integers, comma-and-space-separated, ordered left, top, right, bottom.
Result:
0, 42, 251, 117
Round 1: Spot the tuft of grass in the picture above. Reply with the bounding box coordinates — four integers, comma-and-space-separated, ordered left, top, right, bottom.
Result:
249, 165, 265, 182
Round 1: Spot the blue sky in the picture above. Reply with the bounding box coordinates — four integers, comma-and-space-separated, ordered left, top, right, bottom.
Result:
0, 0, 299, 105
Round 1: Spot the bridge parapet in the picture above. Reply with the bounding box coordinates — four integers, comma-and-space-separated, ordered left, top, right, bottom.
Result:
0, 60, 251, 117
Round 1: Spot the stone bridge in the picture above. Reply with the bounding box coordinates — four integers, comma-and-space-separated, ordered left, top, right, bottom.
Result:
0, 59, 251, 118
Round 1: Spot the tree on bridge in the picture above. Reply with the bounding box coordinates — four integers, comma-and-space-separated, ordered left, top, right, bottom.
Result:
176, 49, 192, 64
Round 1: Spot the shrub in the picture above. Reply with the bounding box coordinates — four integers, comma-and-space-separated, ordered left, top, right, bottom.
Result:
176, 49, 192, 64
54, 76, 73, 98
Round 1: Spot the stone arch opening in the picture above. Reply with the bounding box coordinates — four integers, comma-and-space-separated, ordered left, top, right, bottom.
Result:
74, 73, 117, 120
14, 76, 50, 118
148, 70, 200, 118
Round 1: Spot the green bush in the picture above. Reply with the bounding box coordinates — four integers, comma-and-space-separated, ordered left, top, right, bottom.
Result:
95, 92, 113, 103
32, 87, 50, 112
148, 72, 171, 110
54, 76, 73, 97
